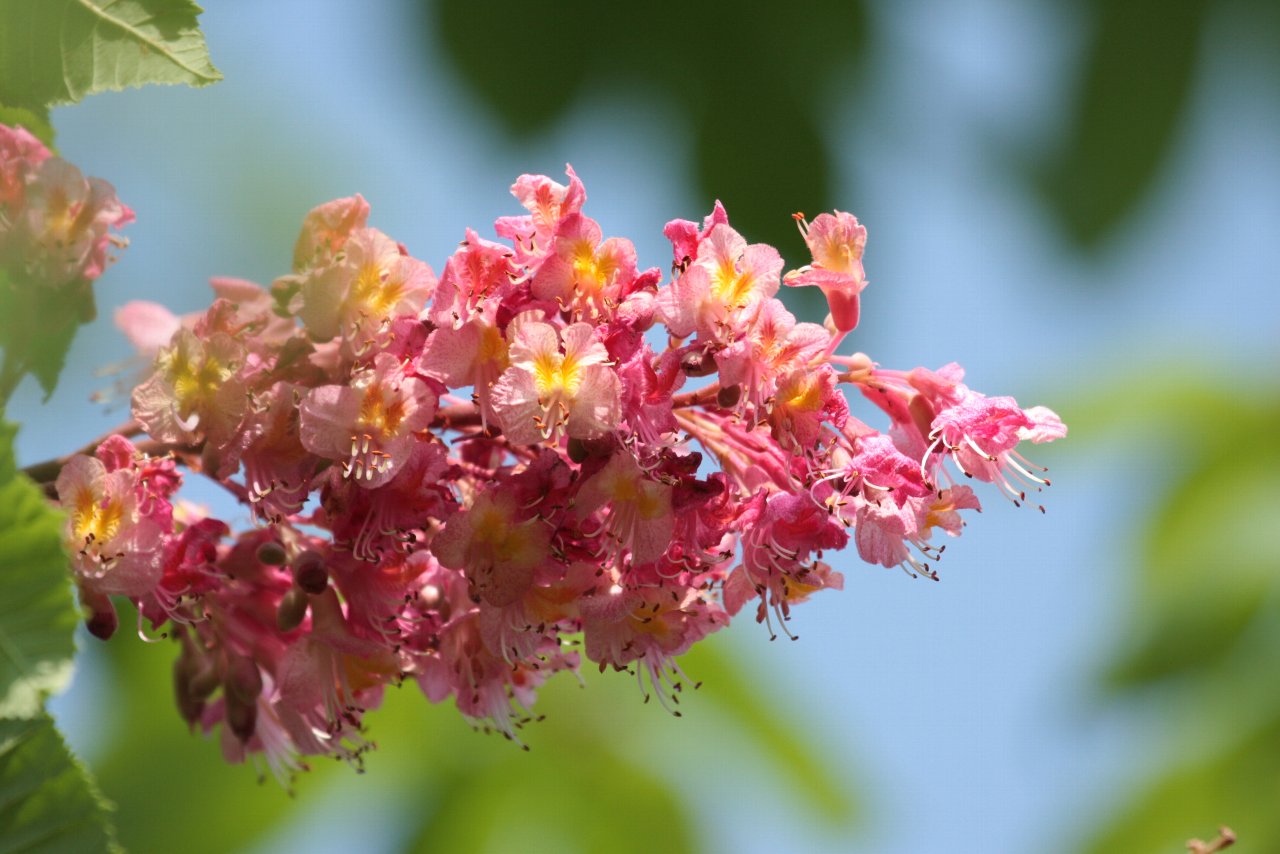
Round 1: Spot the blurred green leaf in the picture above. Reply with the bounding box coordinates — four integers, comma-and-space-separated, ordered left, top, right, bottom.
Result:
0, 714, 120, 854
682, 640, 858, 824
433, 0, 592, 135
1105, 412, 1280, 688
407, 742, 695, 854
0, 421, 78, 719
0, 264, 90, 404
0, 0, 221, 115
1067, 375, 1280, 691
425, 0, 866, 254
91, 625, 322, 854
1080, 374, 1280, 852
1086, 709, 1280, 854
1035, 0, 1208, 248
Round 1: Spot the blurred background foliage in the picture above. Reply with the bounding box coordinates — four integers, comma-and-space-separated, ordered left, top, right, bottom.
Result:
427, 0, 1278, 255
18, 0, 1278, 851
90, 611, 854, 854
1076, 375, 1280, 853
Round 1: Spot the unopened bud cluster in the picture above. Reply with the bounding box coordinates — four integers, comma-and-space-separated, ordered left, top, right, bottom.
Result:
55, 166, 1064, 778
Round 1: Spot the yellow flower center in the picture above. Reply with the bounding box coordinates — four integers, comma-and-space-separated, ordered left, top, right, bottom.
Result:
359, 385, 408, 437
710, 257, 756, 308
533, 351, 582, 399
72, 487, 123, 548
350, 261, 405, 319
166, 342, 229, 419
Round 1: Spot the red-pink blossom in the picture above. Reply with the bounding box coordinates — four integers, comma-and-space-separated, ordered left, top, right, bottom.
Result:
62, 166, 1066, 770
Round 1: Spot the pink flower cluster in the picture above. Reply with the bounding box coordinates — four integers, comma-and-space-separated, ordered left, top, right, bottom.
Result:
57, 167, 1064, 777
0, 123, 133, 301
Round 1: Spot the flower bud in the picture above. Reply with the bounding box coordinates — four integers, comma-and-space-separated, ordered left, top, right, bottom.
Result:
717, 384, 742, 409
420, 583, 451, 624
256, 540, 288, 565
225, 656, 263, 704
188, 661, 221, 701
225, 693, 257, 743
292, 550, 329, 594
85, 602, 119, 641
681, 349, 718, 377
173, 661, 205, 727
276, 587, 309, 633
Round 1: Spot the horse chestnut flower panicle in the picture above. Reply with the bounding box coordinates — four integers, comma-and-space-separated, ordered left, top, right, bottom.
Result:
55, 165, 1064, 778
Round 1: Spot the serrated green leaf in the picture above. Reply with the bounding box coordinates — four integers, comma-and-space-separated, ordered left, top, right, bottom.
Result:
0, 714, 120, 854
0, 265, 96, 402
0, 0, 221, 114
25, 310, 83, 401
0, 422, 79, 718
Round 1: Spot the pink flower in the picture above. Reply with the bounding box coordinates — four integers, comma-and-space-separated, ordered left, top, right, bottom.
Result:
784, 211, 868, 333
494, 164, 587, 265
56, 454, 165, 599
491, 316, 621, 445
656, 220, 783, 341
580, 581, 727, 712
72, 170, 1068, 770
531, 213, 639, 319
293, 227, 435, 347
291, 194, 370, 272
928, 389, 1066, 506
15, 156, 133, 287
431, 487, 550, 607
418, 297, 509, 430
425, 229, 518, 326
132, 328, 247, 449
115, 300, 185, 357
662, 200, 728, 270
714, 298, 830, 417
575, 451, 675, 568
299, 353, 437, 488
852, 486, 981, 579
0, 123, 50, 214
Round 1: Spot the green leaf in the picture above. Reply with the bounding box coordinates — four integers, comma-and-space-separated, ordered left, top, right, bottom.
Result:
1097, 393, 1280, 690
0, 0, 221, 114
1034, 0, 1208, 248
26, 309, 84, 402
0, 422, 78, 718
681, 640, 858, 824
0, 714, 120, 854
406, 745, 695, 854
1081, 376, 1280, 852
426, 0, 866, 255
1083, 710, 1280, 854
0, 264, 97, 402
